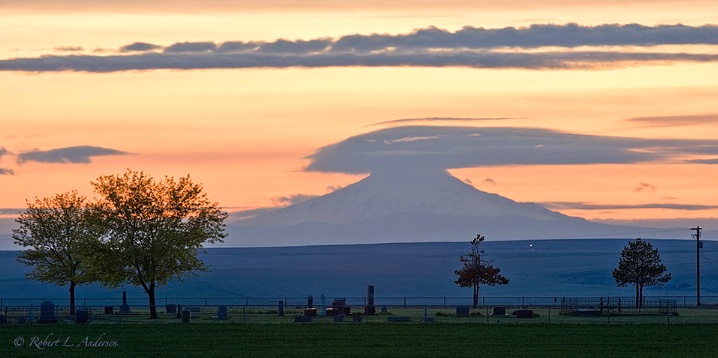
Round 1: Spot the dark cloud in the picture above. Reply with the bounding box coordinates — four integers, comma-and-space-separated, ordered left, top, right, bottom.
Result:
54, 46, 83, 52
627, 114, 718, 127
0, 147, 8, 156
1, 24, 717, 72
257, 39, 331, 54
482, 178, 497, 185
216, 41, 258, 53
273, 194, 319, 206
2, 50, 714, 73
304, 126, 718, 174
330, 24, 718, 52
164, 41, 217, 53
0, 168, 14, 175
17, 145, 128, 164
634, 182, 657, 192
688, 158, 718, 164
120, 42, 162, 52
543, 201, 718, 211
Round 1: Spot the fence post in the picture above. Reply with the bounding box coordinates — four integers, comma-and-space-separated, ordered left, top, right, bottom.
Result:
403, 297, 406, 309
443, 297, 446, 309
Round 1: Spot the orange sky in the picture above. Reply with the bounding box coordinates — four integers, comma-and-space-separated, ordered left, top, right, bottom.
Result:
1, 1, 717, 226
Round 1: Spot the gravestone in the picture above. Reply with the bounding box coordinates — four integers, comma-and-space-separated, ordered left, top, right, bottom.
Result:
456, 306, 470, 317
366, 285, 376, 315
381, 306, 388, 314
119, 290, 131, 314
17, 316, 26, 324
492, 306, 506, 316
104, 306, 114, 314
516, 309, 534, 318
307, 295, 313, 308
217, 306, 228, 320
334, 314, 345, 322
176, 305, 182, 319
278, 300, 284, 317
166, 304, 176, 314
0, 315, 6, 324
75, 310, 90, 324
352, 315, 363, 323
181, 310, 191, 323
37, 301, 58, 323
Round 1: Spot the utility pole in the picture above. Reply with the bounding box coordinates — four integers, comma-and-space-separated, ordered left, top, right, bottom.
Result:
691, 226, 702, 306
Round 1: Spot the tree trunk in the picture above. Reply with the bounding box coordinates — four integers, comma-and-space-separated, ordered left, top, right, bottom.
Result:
69, 281, 77, 315
472, 284, 479, 308
635, 284, 640, 308
638, 284, 644, 309
148, 282, 158, 319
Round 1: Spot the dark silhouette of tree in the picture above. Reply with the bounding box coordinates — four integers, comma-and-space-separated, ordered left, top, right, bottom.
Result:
87, 170, 227, 319
455, 234, 509, 308
12, 191, 98, 315
612, 238, 671, 308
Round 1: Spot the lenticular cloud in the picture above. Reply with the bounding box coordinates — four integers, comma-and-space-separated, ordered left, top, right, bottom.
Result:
304, 126, 718, 174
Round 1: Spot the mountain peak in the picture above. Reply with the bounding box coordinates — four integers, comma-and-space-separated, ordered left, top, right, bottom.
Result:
240, 169, 566, 227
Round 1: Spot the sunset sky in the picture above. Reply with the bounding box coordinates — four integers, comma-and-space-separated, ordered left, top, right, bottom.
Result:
1, 0, 717, 230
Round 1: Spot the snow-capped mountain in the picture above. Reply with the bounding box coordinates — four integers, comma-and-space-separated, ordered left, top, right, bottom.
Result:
225, 169, 676, 246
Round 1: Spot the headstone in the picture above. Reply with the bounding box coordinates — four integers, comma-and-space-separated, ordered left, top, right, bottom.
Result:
17, 316, 26, 324
75, 310, 90, 324
181, 310, 191, 323
38, 301, 58, 323
278, 300, 285, 317
166, 304, 176, 314
334, 314, 345, 322
366, 285, 376, 315
217, 306, 228, 320
456, 306, 470, 317
381, 306, 388, 314
352, 315, 363, 323
492, 306, 506, 316
516, 309, 534, 318
304, 308, 317, 317
119, 290, 131, 314
104, 306, 114, 314
0, 315, 7, 324
176, 304, 182, 319
307, 295, 314, 308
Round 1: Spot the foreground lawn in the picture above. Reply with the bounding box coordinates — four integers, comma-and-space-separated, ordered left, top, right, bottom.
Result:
3, 323, 717, 357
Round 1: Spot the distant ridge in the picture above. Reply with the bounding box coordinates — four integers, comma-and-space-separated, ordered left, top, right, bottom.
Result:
227, 169, 678, 246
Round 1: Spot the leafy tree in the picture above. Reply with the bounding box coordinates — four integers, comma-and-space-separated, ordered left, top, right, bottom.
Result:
12, 191, 98, 315
612, 238, 671, 308
88, 169, 227, 319
455, 234, 509, 308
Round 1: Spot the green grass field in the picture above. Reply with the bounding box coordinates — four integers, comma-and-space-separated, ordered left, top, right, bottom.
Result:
3, 322, 718, 357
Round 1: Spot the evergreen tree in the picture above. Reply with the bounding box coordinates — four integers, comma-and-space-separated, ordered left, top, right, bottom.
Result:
612, 238, 671, 308
455, 234, 509, 308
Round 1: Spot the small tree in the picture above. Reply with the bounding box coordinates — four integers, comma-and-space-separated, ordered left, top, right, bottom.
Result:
88, 169, 227, 319
612, 238, 671, 308
455, 234, 509, 308
12, 191, 98, 315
